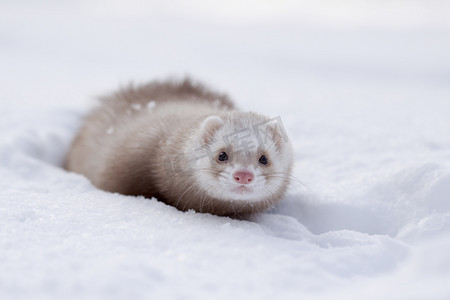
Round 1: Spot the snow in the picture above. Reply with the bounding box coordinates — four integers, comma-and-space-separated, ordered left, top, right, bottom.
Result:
106, 127, 114, 135
147, 101, 156, 110
1, 1, 450, 299
131, 103, 142, 111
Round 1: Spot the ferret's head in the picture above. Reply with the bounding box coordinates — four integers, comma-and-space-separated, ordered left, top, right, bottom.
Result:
187, 112, 293, 214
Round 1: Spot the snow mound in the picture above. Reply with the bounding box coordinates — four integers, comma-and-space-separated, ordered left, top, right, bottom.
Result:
1, 96, 450, 299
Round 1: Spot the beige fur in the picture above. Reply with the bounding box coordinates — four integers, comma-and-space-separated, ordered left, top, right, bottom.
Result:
65, 78, 293, 216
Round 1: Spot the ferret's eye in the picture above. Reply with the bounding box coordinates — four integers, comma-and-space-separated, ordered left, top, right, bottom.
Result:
218, 152, 228, 162
259, 155, 268, 165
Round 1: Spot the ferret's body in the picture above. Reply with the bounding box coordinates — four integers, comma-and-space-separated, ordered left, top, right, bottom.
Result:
66, 78, 293, 215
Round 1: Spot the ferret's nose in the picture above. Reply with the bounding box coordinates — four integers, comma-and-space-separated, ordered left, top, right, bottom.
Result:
233, 171, 254, 184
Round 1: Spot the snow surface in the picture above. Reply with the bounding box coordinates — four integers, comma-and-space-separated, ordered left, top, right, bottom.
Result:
1, 1, 450, 299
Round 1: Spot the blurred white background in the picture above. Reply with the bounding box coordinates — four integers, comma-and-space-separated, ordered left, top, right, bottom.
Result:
1, 0, 449, 111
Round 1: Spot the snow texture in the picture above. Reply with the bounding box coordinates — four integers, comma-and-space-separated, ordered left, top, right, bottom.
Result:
1, 1, 450, 299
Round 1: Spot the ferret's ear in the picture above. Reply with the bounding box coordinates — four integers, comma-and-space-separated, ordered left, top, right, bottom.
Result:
199, 116, 224, 144
266, 123, 284, 151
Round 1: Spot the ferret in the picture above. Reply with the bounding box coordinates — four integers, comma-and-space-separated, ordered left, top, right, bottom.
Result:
65, 78, 293, 216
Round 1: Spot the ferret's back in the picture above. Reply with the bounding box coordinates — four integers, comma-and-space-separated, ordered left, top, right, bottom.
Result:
65, 78, 234, 179
99, 78, 234, 115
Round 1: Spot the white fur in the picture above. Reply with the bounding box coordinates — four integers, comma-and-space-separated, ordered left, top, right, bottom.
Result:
189, 114, 292, 203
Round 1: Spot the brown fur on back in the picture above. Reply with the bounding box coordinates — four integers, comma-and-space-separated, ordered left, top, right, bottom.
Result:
65, 78, 242, 214
100, 77, 234, 112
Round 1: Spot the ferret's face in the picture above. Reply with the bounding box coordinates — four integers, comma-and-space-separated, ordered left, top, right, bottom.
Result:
189, 113, 293, 208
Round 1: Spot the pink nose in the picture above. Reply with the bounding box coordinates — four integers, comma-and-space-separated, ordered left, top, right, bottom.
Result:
233, 171, 254, 184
